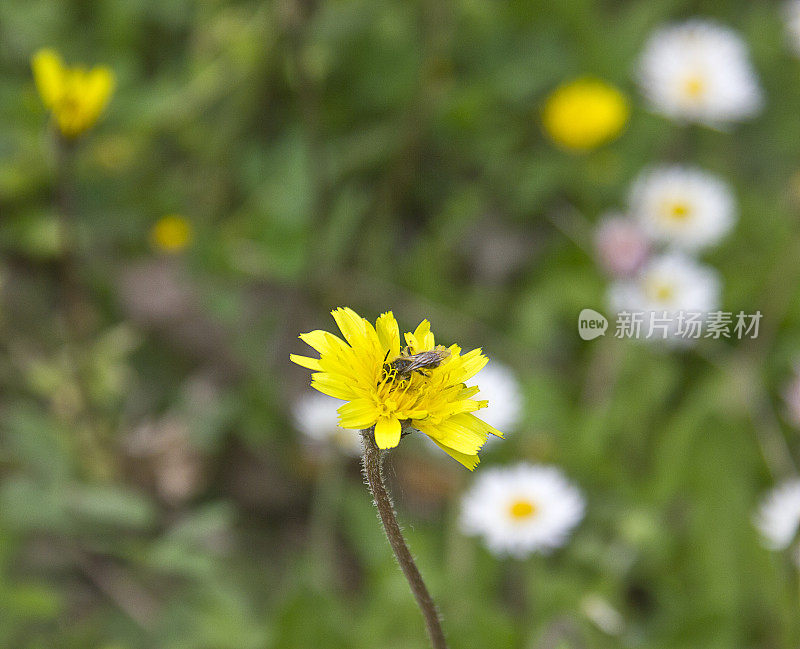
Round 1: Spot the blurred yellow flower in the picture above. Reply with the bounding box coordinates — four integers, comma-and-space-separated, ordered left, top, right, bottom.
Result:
291, 308, 503, 469
542, 78, 629, 152
150, 215, 193, 253
32, 48, 115, 138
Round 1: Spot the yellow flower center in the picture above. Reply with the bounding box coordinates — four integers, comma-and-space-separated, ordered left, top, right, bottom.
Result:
57, 94, 81, 115
377, 398, 397, 417
508, 499, 537, 520
646, 279, 675, 303
682, 74, 706, 101
663, 200, 692, 222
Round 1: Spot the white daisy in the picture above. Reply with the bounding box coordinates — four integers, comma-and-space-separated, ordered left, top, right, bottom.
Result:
594, 213, 650, 277
754, 479, 800, 550
291, 391, 362, 456
786, 1, 800, 56
629, 166, 735, 251
475, 361, 524, 433
459, 463, 585, 558
608, 252, 720, 343
637, 20, 763, 125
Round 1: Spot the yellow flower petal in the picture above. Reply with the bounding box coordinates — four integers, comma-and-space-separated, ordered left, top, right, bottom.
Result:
445, 348, 488, 384
430, 439, 480, 470
311, 372, 359, 401
85, 66, 115, 109
331, 307, 367, 346
338, 398, 378, 429
290, 354, 322, 371
299, 330, 344, 356
418, 413, 487, 455
374, 417, 401, 449
406, 319, 435, 352
376, 311, 400, 358
32, 49, 64, 109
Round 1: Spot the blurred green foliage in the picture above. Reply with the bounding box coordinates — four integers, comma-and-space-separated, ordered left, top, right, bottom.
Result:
1, 0, 800, 648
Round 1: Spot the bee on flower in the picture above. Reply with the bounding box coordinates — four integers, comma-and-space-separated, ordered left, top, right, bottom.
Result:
637, 20, 763, 126
290, 308, 503, 469
459, 463, 585, 558
541, 77, 630, 152
629, 166, 736, 252
754, 479, 800, 551
31, 48, 115, 138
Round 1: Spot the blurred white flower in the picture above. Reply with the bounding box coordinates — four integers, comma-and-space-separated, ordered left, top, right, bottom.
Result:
754, 479, 800, 550
630, 166, 735, 251
786, 1, 800, 56
637, 20, 763, 125
292, 391, 362, 456
459, 463, 585, 558
476, 361, 524, 433
609, 252, 720, 342
581, 594, 625, 636
594, 214, 650, 277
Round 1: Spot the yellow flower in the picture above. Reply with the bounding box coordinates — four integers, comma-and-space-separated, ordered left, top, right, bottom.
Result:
32, 48, 115, 138
541, 77, 629, 152
150, 215, 193, 253
291, 308, 503, 469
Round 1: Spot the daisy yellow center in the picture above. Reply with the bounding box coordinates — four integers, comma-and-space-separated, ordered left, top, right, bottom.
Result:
646, 279, 675, 303
508, 499, 537, 520
682, 74, 706, 101
663, 200, 692, 222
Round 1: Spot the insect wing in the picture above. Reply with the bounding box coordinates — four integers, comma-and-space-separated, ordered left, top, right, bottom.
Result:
405, 350, 449, 372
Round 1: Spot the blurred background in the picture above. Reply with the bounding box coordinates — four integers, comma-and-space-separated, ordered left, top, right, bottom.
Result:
1, 0, 800, 647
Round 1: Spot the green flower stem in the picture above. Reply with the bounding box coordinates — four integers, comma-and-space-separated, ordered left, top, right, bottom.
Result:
54, 132, 88, 339
360, 428, 448, 649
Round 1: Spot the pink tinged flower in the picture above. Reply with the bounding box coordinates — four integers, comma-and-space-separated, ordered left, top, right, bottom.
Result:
594, 214, 650, 277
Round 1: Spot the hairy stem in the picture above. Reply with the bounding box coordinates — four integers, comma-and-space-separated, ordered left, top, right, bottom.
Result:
360, 428, 448, 649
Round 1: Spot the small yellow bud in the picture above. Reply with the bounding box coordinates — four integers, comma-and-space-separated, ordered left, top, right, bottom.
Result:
150, 215, 193, 253
541, 77, 630, 152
